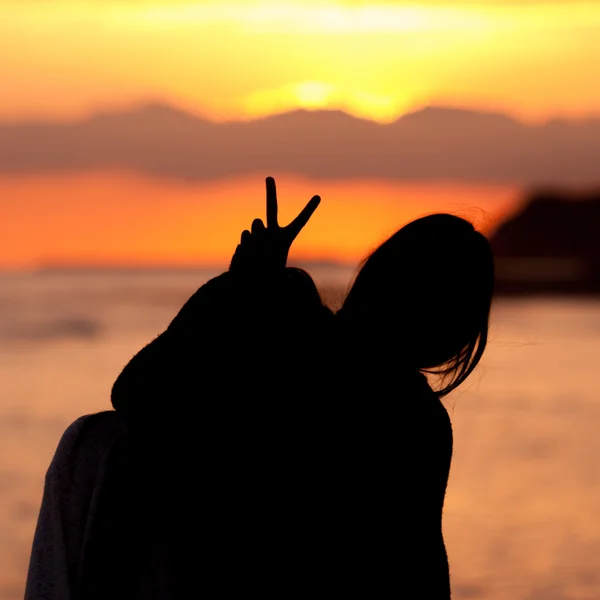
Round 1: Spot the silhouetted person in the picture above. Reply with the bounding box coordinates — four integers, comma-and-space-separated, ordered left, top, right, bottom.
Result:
25, 178, 334, 599
26, 180, 495, 600
325, 213, 495, 597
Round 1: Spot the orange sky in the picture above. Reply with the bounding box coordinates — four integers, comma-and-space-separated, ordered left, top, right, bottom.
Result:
0, 1, 594, 267
0, 173, 517, 269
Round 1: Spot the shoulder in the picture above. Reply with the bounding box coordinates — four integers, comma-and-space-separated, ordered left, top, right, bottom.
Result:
415, 375, 453, 432
55, 411, 128, 451
168, 272, 232, 320
390, 371, 453, 445
47, 411, 128, 485
414, 380, 454, 464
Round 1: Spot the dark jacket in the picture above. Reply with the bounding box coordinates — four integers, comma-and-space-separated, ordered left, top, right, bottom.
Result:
80, 268, 336, 598
56, 268, 451, 598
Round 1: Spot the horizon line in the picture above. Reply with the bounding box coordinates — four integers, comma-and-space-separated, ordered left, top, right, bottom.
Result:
0, 258, 358, 275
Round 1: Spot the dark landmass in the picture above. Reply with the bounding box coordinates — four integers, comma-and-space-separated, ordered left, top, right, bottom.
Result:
1, 102, 600, 185
490, 190, 600, 295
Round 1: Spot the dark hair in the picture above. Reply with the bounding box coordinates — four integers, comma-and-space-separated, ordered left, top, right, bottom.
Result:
337, 213, 495, 397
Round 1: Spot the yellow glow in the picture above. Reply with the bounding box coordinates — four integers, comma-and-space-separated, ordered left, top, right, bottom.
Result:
126, 3, 491, 33
245, 81, 402, 121
1, 1, 600, 123
109, 2, 600, 34
295, 82, 333, 109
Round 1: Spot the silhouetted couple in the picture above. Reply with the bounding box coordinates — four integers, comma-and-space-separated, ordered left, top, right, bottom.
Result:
26, 177, 495, 599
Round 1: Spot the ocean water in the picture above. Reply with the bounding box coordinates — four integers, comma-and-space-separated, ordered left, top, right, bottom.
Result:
1, 269, 599, 599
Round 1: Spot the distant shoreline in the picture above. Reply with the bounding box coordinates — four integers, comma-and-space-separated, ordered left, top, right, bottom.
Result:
1, 263, 599, 298
0, 259, 357, 276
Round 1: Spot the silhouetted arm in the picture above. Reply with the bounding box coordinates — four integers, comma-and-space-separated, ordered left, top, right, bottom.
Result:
25, 413, 127, 600
112, 177, 324, 421
110, 272, 242, 419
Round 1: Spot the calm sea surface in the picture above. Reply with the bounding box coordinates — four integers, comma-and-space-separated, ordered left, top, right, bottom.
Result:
1, 269, 599, 599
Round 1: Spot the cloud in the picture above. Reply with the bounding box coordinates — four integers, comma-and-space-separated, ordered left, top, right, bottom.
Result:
1, 102, 599, 185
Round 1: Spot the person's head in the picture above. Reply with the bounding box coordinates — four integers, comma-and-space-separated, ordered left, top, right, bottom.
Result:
337, 213, 495, 396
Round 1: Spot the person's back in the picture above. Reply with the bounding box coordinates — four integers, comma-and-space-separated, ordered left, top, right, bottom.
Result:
302, 340, 451, 597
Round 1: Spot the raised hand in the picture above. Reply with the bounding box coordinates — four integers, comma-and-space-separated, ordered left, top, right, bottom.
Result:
230, 177, 321, 274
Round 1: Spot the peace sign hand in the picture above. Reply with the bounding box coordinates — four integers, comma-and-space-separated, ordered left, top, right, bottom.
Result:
230, 177, 321, 274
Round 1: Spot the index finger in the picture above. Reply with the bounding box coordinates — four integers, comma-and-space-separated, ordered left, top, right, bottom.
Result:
266, 176, 278, 229
286, 195, 321, 242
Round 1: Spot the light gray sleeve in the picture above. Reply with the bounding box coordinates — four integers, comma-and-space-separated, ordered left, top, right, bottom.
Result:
24, 412, 127, 600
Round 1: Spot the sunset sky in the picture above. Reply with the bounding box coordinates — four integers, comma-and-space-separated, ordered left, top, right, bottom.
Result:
1, 0, 598, 268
